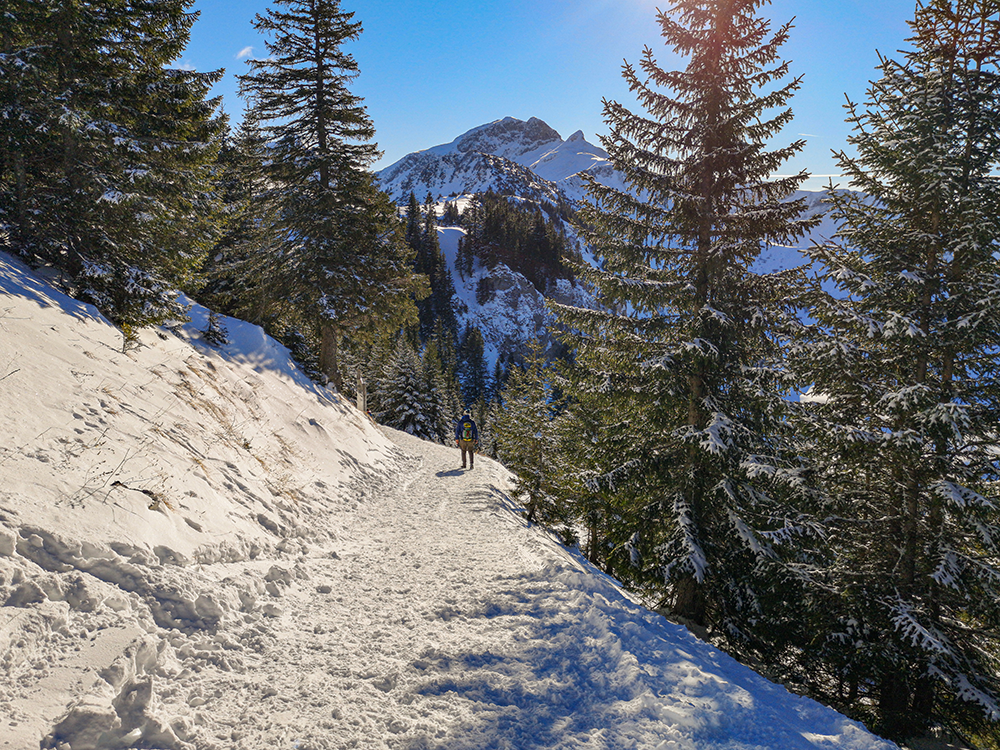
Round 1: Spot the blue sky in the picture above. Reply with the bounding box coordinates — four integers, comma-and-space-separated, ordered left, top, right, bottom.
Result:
182, 0, 918, 190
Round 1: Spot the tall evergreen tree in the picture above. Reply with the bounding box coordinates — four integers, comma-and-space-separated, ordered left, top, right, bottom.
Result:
407, 196, 456, 342
238, 0, 420, 389
203, 113, 285, 327
0, 0, 225, 330
429, 320, 463, 420
457, 324, 488, 406
420, 338, 454, 443
791, 0, 1000, 738
494, 342, 563, 524
556, 0, 819, 657
404, 192, 422, 251
424, 204, 458, 340
375, 338, 437, 440
549, 366, 635, 570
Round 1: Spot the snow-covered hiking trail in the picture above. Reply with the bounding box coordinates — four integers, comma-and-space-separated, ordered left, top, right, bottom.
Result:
175, 431, 894, 750
0, 251, 895, 750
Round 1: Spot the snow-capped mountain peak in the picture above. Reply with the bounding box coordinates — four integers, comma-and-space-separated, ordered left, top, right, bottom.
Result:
376, 116, 623, 203
451, 115, 562, 160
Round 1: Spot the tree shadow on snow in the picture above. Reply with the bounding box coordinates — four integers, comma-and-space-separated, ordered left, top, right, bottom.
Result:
0, 252, 109, 325
399, 563, 886, 750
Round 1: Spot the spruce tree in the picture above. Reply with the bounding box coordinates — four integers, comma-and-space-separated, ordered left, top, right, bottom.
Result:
494, 343, 562, 524
792, 0, 1000, 738
424, 204, 458, 340
0, 0, 225, 329
408, 197, 456, 342
430, 321, 464, 422
549, 366, 634, 569
556, 0, 819, 656
405, 192, 422, 251
238, 0, 420, 390
457, 324, 489, 406
375, 338, 436, 440
420, 338, 453, 443
203, 113, 285, 327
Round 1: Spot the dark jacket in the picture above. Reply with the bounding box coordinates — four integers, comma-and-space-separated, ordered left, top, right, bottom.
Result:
455, 416, 478, 442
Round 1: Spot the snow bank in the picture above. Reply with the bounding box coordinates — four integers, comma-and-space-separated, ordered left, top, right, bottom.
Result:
0, 251, 402, 748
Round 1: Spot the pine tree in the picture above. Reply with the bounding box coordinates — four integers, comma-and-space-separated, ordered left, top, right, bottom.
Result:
488, 358, 506, 406
405, 192, 422, 251
493, 343, 563, 524
556, 0, 819, 656
457, 324, 488, 406
420, 338, 453, 443
375, 338, 437, 440
791, 0, 1000, 738
238, 0, 420, 390
0, 0, 225, 329
425, 204, 458, 340
548, 366, 634, 569
435, 325, 465, 423
441, 199, 461, 226
408, 196, 456, 342
203, 113, 286, 327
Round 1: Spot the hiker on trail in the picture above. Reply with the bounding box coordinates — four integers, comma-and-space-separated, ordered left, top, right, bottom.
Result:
455, 409, 479, 470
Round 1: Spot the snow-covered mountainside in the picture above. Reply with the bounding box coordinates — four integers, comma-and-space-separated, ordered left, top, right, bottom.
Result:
0, 252, 898, 749
378, 117, 840, 368
376, 116, 626, 203
437, 219, 594, 365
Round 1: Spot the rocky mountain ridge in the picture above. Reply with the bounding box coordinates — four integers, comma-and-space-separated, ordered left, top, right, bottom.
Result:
376, 116, 624, 204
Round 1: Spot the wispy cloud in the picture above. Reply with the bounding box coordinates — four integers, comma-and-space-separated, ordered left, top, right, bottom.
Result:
178, 60, 196, 71
798, 133, 819, 138
237, 46, 254, 60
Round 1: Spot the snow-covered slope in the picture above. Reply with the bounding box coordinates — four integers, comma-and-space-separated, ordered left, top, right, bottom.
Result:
376, 117, 626, 203
753, 190, 841, 274
437, 224, 594, 365
0, 252, 897, 749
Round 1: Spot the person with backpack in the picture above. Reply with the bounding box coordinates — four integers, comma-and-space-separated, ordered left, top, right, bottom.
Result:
455, 409, 479, 470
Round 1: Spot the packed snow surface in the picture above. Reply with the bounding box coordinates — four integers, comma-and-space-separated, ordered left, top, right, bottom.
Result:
0, 251, 896, 749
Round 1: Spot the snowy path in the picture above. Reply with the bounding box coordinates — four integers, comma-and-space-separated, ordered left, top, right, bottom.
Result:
185, 431, 892, 750
1, 249, 895, 750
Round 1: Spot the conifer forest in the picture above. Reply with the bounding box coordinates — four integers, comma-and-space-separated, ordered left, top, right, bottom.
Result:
3, 0, 1000, 745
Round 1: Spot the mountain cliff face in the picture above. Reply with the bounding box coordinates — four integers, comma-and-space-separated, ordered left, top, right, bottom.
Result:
437, 223, 593, 365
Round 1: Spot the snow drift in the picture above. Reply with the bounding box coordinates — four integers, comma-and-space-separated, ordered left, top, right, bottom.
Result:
0, 251, 896, 749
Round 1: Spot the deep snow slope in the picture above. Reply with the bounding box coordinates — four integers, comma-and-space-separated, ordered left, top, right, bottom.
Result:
0, 253, 897, 750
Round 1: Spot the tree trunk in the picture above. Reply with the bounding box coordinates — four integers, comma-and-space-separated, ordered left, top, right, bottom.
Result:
587, 513, 600, 565
13, 150, 27, 249
878, 670, 912, 740
672, 576, 707, 628
320, 322, 342, 391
